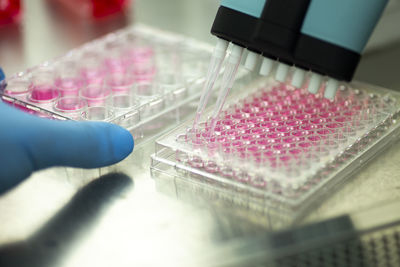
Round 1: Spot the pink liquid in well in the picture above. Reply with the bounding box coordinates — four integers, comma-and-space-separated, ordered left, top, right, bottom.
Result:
55, 78, 84, 96
104, 57, 125, 72
183, 84, 388, 185
81, 69, 105, 85
125, 47, 154, 63
55, 98, 85, 112
107, 73, 135, 93
122, 47, 156, 81
29, 85, 59, 102
85, 97, 109, 107
80, 83, 111, 107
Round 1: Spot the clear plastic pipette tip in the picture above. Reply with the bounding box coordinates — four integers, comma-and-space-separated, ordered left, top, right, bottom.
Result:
193, 38, 229, 129
209, 44, 244, 133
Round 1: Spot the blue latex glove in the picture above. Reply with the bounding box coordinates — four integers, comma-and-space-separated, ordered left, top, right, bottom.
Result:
0, 68, 5, 82
0, 100, 134, 194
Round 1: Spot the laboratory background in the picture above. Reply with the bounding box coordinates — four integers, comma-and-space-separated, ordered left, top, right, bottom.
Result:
1, 0, 400, 266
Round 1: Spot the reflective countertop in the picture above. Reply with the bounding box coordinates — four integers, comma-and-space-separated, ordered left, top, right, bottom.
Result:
1, 0, 400, 266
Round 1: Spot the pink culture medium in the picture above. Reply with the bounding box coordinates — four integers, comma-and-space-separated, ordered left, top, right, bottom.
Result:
176, 83, 395, 190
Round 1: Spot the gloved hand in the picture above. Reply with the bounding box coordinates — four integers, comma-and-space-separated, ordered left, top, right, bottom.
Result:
0, 100, 134, 194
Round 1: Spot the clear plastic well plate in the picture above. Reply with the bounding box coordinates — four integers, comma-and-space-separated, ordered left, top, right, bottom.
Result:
151, 78, 400, 224
0, 24, 213, 145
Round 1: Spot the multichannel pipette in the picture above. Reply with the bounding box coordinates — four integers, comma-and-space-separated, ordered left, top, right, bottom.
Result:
194, 0, 388, 130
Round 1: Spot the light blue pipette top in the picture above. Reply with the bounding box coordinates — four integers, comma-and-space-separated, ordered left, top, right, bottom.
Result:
220, 0, 388, 54
220, 0, 267, 18
301, 0, 388, 53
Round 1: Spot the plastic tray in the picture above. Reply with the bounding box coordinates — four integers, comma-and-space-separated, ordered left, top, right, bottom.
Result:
151, 78, 400, 226
0, 24, 214, 145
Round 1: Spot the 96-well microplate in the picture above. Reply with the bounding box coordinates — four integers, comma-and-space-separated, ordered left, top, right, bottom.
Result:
151, 79, 400, 219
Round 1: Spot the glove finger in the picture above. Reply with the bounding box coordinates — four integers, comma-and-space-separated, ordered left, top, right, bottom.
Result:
0, 101, 133, 193
0, 141, 35, 194
23, 119, 134, 170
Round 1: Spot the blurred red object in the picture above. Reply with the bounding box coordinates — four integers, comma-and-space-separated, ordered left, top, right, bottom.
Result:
0, 0, 22, 26
92, 0, 131, 17
55, 0, 132, 18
